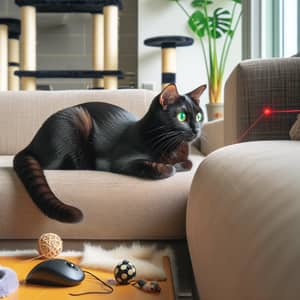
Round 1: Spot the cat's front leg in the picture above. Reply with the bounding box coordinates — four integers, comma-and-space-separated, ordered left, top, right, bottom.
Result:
160, 142, 192, 172
112, 158, 176, 179
174, 159, 193, 172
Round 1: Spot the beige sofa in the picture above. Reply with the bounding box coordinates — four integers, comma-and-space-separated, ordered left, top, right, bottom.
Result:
3, 58, 299, 299
188, 58, 300, 300
0, 89, 209, 241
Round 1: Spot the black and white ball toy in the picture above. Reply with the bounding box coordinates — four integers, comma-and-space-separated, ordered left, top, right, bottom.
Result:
114, 260, 136, 285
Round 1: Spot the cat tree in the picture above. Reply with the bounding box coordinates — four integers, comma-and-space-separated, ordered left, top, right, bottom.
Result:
0, 18, 21, 91
14, 0, 123, 90
144, 36, 194, 88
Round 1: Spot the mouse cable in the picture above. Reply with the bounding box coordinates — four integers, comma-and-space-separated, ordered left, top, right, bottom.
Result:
69, 270, 114, 296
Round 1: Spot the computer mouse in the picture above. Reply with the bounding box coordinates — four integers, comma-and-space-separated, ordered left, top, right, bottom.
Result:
26, 259, 85, 287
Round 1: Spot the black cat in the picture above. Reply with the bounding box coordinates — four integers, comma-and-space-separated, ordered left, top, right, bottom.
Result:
14, 84, 206, 223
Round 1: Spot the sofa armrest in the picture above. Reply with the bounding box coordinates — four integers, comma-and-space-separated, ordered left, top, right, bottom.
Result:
224, 58, 300, 145
187, 140, 300, 300
194, 119, 224, 155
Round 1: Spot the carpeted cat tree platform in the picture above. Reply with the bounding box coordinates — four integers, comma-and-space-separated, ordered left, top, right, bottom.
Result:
144, 35, 194, 89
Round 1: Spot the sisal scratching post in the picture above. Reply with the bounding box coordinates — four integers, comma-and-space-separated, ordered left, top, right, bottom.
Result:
21, 6, 36, 90
144, 36, 194, 89
92, 13, 104, 88
7, 19, 21, 91
162, 47, 176, 89
8, 38, 20, 91
0, 24, 8, 91
0, 18, 21, 91
104, 5, 118, 89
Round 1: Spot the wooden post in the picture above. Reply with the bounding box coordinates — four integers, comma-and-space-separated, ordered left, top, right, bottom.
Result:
0, 24, 8, 91
92, 13, 104, 88
162, 47, 176, 89
8, 38, 20, 90
21, 6, 36, 90
104, 5, 118, 89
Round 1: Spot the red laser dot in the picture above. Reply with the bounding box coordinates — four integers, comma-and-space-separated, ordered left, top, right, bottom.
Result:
263, 108, 272, 116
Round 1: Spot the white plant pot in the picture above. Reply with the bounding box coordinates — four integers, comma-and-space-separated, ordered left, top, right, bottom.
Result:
206, 103, 224, 121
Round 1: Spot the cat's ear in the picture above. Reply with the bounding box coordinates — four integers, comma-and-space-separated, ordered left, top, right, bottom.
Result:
159, 84, 180, 110
187, 84, 207, 105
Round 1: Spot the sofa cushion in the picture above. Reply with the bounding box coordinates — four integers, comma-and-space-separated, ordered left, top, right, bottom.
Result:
0, 150, 204, 240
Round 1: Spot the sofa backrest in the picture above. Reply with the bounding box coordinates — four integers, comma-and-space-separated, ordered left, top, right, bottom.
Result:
0, 89, 156, 155
224, 58, 300, 145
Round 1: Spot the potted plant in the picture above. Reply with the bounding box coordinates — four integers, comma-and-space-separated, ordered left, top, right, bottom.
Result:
170, 0, 242, 120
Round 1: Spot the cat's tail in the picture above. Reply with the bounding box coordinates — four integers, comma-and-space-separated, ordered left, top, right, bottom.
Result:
13, 150, 83, 223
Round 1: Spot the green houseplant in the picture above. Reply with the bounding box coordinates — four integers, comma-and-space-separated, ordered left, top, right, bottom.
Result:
171, 0, 242, 120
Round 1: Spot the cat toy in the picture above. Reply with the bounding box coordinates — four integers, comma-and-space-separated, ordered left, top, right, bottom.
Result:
132, 279, 161, 293
0, 266, 19, 298
37, 233, 63, 258
113, 260, 161, 293
114, 260, 136, 285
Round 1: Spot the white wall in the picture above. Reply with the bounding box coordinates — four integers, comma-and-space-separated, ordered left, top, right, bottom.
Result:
138, 0, 242, 105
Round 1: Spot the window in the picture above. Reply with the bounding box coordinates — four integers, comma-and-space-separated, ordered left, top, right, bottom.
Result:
282, 0, 299, 57
243, 0, 299, 59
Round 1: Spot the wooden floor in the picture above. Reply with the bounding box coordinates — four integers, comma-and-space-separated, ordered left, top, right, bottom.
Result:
1, 256, 175, 300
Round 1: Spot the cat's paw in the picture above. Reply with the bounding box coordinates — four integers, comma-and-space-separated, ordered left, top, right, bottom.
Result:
145, 162, 176, 179
156, 163, 176, 179
174, 160, 193, 172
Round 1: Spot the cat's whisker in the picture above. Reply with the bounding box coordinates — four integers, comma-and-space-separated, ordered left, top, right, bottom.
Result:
156, 133, 183, 155
150, 132, 179, 150
153, 131, 178, 141
152, 139, 173, 152
168, 135, 184, 152
160, 140, 179, 156
165, 137, 185, 156
152, 135, 172, 153
151, 129, 175, 138
144, 125, 168, 134
159, 140, 174, 155
147, 128, 177, 141
148, 130, 177, 144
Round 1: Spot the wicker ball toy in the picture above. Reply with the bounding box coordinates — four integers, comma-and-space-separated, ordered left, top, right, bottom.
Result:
38, 233, 63, 258
114, 260, 136, 285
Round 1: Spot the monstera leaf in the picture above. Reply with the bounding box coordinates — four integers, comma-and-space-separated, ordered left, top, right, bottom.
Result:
188, 10, 207, 38
188, 8, 232, 39
232, 0, 241, 3
191, 0, 213, 8
209, 8, 232, 38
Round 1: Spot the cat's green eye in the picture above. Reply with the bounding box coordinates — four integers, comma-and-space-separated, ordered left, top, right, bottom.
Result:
177, 112, 187, 122
196, 112, 203, 122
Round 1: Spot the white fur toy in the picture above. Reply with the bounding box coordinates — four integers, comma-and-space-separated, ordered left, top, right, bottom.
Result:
80, 243, 173, 280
